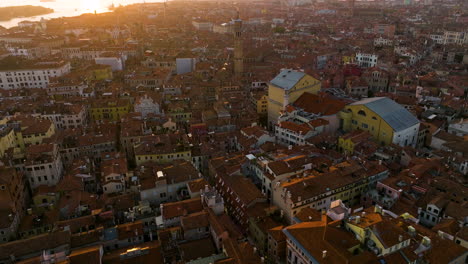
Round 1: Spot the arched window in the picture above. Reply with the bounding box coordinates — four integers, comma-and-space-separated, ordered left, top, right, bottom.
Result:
358, 110, 366, 116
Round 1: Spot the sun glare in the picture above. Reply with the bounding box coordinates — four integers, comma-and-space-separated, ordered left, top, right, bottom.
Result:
80, 0, 101, 12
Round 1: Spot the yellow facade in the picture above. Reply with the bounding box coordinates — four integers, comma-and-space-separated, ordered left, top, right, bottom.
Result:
167, 109, 192, 123
88, 65, 113, 81
16, 123, 56, 150
342, 55, 355, 64
268, 71, 321, 127
135, 150, 191, 166
289, 183, 367, 219
90, 100, 131, 122
338, 137, 355, 154
33, 193, 58, 212
0, 128, 16, 158
340, 105, 394, 146
346, 220, 410, 256
256, 94, 268, 114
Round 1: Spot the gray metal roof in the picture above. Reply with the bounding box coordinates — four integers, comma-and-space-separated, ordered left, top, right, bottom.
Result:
351, 97, 419, 132
270, 69, 306, 91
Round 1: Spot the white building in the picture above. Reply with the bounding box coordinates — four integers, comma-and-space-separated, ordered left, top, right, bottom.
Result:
176, 58, 197, 75
24, 144, 64, 189
356, 52, 378, 68
213, 23, 232, 34
429, 34, 444, 44
46, 80, 90, 98
134, 94, 161, 118
374, 37, 393, 47
61, 46, 106, 60
394, 46, 422, 65
275, 119, 328, 146
192, 21, 213, 31
443, 31, 468, 45
448, 119, 468, 137
0, 60, 71, 89
139, 161, 201, 205
5, 45, 49, 59
38, 104, 87, 130
95, 53, 126, 71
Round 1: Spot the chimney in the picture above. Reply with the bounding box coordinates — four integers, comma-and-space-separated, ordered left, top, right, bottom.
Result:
408, 226, 416, 236
321, 209, 328, 224
374, 205, 382, 214
437, 230, 445, 238
322, 250, 327, 259
355, 216, 361, 224
399, 234, 403, 242
422, 236, 431, 247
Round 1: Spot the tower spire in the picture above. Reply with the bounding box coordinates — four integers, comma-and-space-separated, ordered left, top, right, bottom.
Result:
233, 10, 243, 76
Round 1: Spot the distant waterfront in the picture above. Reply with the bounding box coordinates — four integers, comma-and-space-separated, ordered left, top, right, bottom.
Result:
0, 5, 54, 22
0, 0, 165, 28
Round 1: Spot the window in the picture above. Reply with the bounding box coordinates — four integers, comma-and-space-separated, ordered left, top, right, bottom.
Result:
358, 110, 366, 116
362, 123, 368, 129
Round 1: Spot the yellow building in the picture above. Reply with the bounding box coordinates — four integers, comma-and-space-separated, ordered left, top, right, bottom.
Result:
272, 160, 389, 222
340, 97, 419, 147
0, 126, 16, 158
342, 55, 355, 64
251, 91, 268, 114
338, 130, 372, 155
87, 64, 113, 81
32, 187, 59, 212
345, 207, 412, 257
134, 134, 192, 166
268, 70, 321, 128
89, 99, 131, 122
6, 116, 56, 151
167, 107, 192, 123
135, 148, 191, 166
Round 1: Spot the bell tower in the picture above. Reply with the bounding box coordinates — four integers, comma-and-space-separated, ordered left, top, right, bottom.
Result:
233, 11, 243, 76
